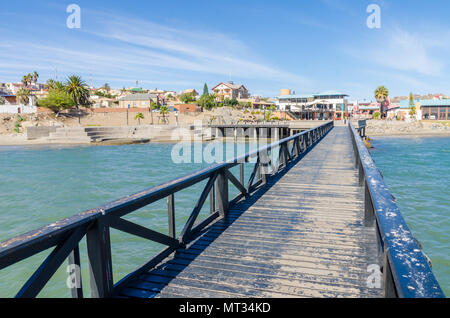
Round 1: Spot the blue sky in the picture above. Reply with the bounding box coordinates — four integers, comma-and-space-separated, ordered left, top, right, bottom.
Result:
1, 0, 450, 100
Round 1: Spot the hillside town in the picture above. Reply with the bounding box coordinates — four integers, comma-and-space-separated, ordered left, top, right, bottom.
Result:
0, 73, 449, 142
1, 72, 450, 122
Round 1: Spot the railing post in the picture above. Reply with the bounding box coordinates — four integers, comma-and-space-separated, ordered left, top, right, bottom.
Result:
383, 248, 397, 298
168, 194, 175, 238
240, 163, 244, 186
210, 183, 215, 214
68, 245, 83, 298
358, 161, 364, 186
86, 218, 114, 298
216, 169, 228, 217
364, 180, 375, 227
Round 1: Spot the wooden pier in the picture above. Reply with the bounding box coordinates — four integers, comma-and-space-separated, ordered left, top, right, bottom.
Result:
0, 121, 445, 298
121, 127, 381, 298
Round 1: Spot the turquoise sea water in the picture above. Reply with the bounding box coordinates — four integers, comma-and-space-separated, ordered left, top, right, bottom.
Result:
369, 136, 449, 296
0, 136, 448, 297
0, 142, 259, 297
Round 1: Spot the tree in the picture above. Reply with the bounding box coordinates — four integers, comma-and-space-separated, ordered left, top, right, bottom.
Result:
32, 71, 39, 84
180, 92, 196, 104
103, 83, 111, 92
374, 86, 389, 115
408, 92, 417, 117
150, 101, 158, 124
134, 112, 144, 125
229, 98, 238, 108
202, 83, 209, 96
160, 105, 169, 124
22, 74, 32, 87
46, 79, 64, 90
199, 93, 216, 110
0, 96, 5, 105
409, 92, 414, 108
64, 75, 91, 109
16, 88, 31, 105
36, 89, 75, 115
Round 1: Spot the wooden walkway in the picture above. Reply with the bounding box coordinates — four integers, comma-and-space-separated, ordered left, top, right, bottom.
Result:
119, 127, 383, 298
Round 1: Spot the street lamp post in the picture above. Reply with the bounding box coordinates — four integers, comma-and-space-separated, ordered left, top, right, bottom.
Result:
127, 104, 130, 126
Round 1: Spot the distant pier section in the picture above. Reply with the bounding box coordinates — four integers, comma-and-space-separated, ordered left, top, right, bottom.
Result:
208, 121, 330, 140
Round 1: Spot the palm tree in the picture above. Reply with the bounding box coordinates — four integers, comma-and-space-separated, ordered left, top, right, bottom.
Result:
160, 105, 169, 124
64, 75, 90, 109
103, 83, 111, 92
16, 88, 31, 105
134, 112, 144, 125
150, 101, 158, 125
374, 86, 389, 115
32, 71, 39, 85
22, 74, 32, 87
45, 79, 64, 90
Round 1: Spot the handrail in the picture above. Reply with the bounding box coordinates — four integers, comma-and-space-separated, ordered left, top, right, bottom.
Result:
348, 122, 445, 298
0, 121, 333, 298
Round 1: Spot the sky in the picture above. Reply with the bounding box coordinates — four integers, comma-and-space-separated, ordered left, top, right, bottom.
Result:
1, 0, 450, 100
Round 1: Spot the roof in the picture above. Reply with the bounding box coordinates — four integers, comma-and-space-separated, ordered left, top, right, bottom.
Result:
314, 91, 348, 97
118, 93, 157, 101
399, 99, 418, 109
277, 91, 348, 100
278, 94, 314, 99
359, 106, 379, 110
419, 99, 450, 107
212, 82, 247, 91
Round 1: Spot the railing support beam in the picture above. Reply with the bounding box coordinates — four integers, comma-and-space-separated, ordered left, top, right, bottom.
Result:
216, 170, 229, 217
168, 194, 175, 238
87, 219, 114, 298
364, 180, 375, 227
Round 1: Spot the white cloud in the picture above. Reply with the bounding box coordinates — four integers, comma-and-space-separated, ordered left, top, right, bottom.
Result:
0, 10, 310, 92
348, 27, 446, 76
375, 28, 443, 75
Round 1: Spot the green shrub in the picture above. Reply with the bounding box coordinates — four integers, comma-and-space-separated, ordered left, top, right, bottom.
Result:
373, 111, 381, 120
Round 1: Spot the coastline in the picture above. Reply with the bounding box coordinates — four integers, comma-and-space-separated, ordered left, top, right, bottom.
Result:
368, 132, 450, 138
1, 128, 450, 147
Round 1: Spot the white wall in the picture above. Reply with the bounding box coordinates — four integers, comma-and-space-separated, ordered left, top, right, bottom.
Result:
0, 105, 37, 114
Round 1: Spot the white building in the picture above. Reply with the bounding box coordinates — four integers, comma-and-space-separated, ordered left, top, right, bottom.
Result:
277, 90, 348, 120
212, 81, 249, 100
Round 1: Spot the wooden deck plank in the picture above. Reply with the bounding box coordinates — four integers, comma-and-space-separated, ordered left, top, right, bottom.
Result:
119, 127, 383, 298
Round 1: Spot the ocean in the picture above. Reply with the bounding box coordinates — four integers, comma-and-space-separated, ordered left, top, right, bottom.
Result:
0, 136, 448, 297
369, 136, 449, 296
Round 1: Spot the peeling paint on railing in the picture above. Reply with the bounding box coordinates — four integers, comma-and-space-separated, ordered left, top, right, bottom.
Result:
350, 123, 445, 298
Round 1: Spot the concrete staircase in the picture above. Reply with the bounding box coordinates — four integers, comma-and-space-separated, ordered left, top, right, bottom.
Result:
47, 127, 92, 144
85, 127, 133, 142
47, 127, 138, 144
46, 125, 186, 144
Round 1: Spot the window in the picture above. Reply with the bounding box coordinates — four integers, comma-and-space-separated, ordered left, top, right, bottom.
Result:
440, 107, 447, 120
430, 107, 438, 120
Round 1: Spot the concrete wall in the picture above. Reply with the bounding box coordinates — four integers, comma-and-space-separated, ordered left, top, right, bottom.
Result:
27, 126, 61, 140
0, 105, 37, 114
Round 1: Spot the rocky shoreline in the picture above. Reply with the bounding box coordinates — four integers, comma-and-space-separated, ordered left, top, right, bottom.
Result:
364, 120, 450, 137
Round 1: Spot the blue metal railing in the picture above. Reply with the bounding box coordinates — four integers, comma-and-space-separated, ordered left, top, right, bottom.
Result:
349, 122, 445, 298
